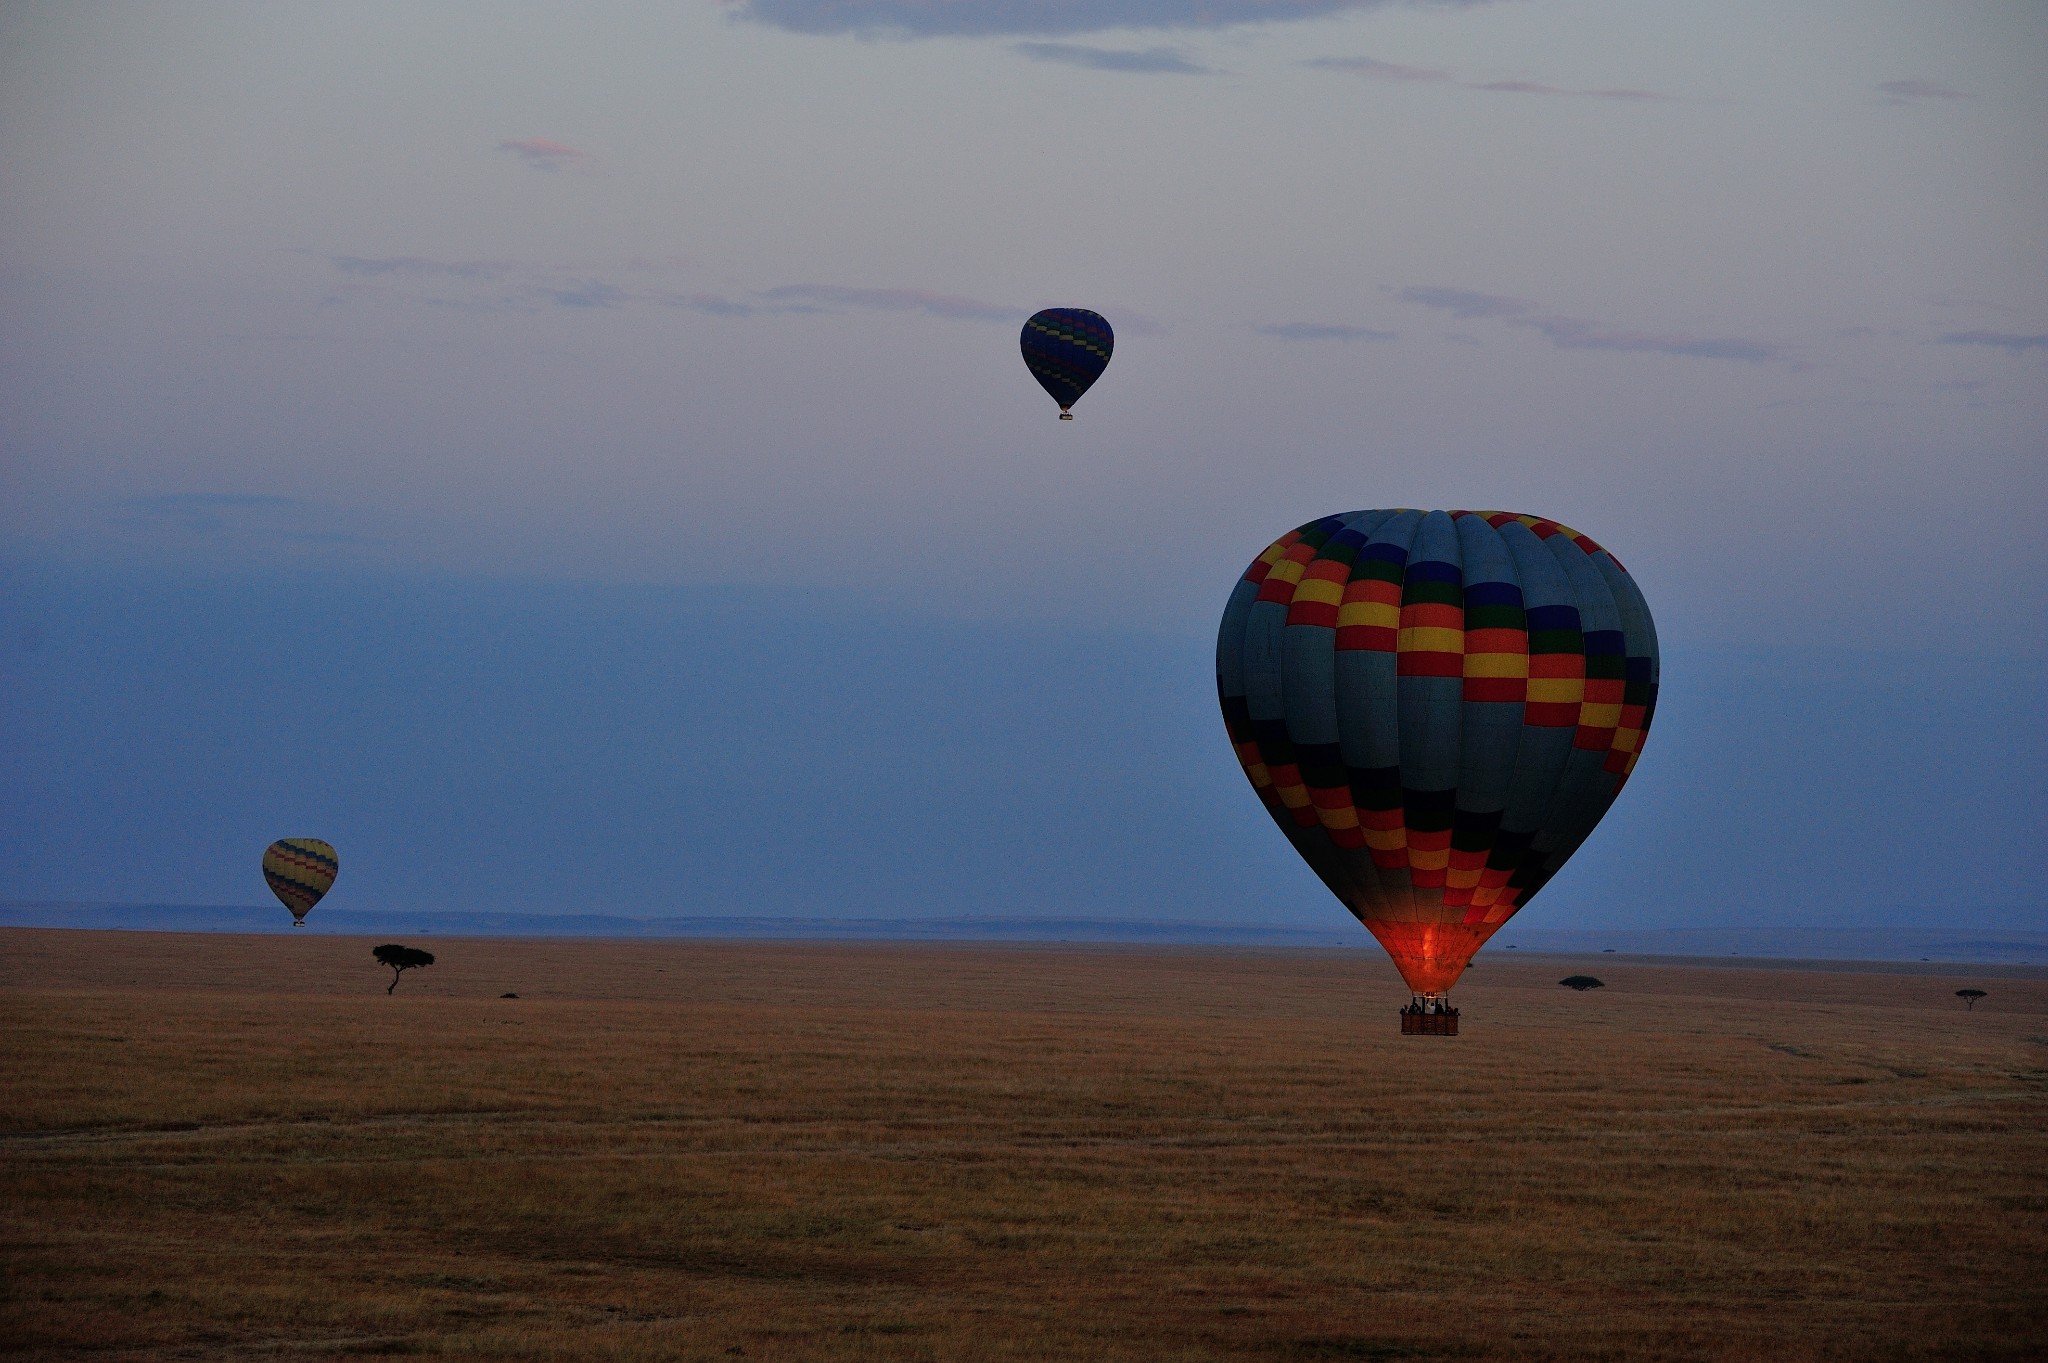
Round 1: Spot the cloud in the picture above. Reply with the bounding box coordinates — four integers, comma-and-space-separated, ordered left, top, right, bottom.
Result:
316, 253, 1029, 326
538, 281, 629, 309
110, 493, 392, 547
757, 285, 1020, 322
1300, 56, 1452, 82
1256, 322, 1397, 341
1518, 317, 1784, 362
111, 493, 314, 535
120, 493, 306, 512
329, 255, 512, 280
1395, 286, 1531, 320
1937, 331, 2048, 352
1309, 58, 1669, 100
1399, 285, 1788, 363
652, 291, 760, 317
497, 137, 595, 172
271, 528, 387, 546
1098, 308, 1165, 336
1469, 80, 1667, 101
1878, 80, 1975, 106
1013, 43, 1208, 73
730, 0, 1495, 39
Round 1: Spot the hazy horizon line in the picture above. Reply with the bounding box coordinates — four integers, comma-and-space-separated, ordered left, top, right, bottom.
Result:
5, 903, 2043, 966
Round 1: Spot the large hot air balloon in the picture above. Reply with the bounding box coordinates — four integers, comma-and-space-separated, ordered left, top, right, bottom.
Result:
1217, 509, 1658, 1028
263, 838, 338, 926
1020, 308, 1113, 419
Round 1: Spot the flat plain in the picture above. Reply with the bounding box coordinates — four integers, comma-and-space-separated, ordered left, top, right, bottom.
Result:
1, 929, 2043, 1362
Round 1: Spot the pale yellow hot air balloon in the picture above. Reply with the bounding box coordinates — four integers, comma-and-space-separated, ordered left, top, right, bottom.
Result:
263, 839, 338, 926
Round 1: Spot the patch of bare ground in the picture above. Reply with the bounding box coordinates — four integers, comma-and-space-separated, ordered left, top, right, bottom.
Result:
1, 928, 2042, 1360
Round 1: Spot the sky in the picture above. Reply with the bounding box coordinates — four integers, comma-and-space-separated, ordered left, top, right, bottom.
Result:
1, 0, 2042, 935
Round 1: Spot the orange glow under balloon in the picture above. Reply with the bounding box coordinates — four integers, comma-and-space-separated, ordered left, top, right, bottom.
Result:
1361, 920, 1503, 996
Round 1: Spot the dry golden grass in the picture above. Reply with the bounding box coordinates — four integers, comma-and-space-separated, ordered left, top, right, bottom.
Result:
1, 928, 2043, 1361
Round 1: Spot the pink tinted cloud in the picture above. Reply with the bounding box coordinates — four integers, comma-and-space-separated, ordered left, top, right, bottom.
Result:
732, 1, 1503, 39
1519, 316, 1783, 362
1300, 56, 1452, 82
1878, 80, 1975, 106
1938, 331, 2048, 352
1309, 58, 1670, 101
1470, 80, 1668, 101
758, 284, 1019, 321
1398, 285, 1789, 364
498, 137, 596, 172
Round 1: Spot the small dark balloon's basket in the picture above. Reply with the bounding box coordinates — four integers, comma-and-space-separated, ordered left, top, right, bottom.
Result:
1401, 1011, 1459, 1036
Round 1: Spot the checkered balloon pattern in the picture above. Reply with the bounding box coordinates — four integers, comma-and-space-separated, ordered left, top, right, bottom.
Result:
1019, 309, 1113, 414
1217, 509, 1658, 995
262, 838, 339, 923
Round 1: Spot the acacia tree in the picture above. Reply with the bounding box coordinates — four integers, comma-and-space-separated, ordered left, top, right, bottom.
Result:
1956, 989, 1987, 1011
373, 944, 435, 994
1560, 976, 1605, 992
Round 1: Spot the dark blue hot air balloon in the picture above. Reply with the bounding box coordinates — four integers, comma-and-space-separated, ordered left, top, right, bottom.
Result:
1020, 308, 1113, 419
1217, 509, 1660, 1023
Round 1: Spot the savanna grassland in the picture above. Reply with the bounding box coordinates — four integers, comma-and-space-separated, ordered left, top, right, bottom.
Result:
2, 930, 2043, 1362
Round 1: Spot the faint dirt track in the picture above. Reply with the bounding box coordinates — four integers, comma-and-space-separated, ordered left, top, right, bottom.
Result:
1, 929, 2043, 1361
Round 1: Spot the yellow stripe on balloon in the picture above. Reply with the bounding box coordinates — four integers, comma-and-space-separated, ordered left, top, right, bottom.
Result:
1290, 577, 1343, 607
1526, 678, 1586, 704
1462, 652, 1530, 678
1337, 601, 1400, 628
1397, 627, 1464, 653
1266, 558, 1308, 587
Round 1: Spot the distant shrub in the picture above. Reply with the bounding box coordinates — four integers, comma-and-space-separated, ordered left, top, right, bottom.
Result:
372, 944, 435, 994
1560, 976, 1604, 992
1956, 989, 1987, 1011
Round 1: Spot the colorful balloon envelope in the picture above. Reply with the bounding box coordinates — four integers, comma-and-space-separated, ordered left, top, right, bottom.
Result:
1020, 308, 1113, 419
263, 838, 338, 925
1217, 510, 1658, 999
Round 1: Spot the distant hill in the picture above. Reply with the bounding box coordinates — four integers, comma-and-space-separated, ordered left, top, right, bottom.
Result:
1489, 926, 2048, 965
2, 901, 2044, 964
0, 902, 1359, 947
